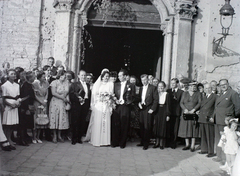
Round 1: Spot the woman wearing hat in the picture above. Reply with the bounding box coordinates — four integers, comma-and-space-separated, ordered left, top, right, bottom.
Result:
178, 81, 201, 152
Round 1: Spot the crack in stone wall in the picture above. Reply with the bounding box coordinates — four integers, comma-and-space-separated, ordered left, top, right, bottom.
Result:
206, 60, 240, 74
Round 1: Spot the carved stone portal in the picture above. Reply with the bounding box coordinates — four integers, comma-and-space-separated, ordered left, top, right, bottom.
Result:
53, 0, 198, 85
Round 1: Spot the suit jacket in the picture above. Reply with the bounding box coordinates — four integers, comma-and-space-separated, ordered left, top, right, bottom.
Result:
139, 84, 159, 112
198, 93, 217, 124
114, 81, 135, 105
50, 66, 57, 76
214, 88, 240, 125
69, 81, 91, 110
167, 88, 183, 116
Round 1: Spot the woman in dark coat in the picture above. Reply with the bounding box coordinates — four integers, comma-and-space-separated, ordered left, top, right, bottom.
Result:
178, 81, 201, 152
19, 71, 36, 145
153, 81, 171, 149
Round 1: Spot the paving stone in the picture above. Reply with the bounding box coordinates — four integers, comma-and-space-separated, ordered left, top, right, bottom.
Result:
0, 141, 226, 176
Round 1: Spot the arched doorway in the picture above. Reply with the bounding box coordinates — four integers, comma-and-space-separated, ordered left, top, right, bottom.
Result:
81, 0, 164, 80
53, 0, 197, 85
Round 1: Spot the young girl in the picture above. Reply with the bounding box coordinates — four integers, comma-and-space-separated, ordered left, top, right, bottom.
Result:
219, 118, 240, 175
232, 135, 240, 176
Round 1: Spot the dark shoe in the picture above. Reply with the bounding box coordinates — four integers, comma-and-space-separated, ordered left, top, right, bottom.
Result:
153, 144, 160, 148
196, 145, 201, 150
207, 153, 216, 158
143, 146, 148, 150
77, 140, 82, 144
46, 137, 52, 142
111, 144, 119, 148
120, 145, 125, 149
18, 140, 29, 146
212, 158, 221, 162
2, 146, 11, 151
182, 146, 190, 150
190, 147, 195, 152
9, 145, 16, 150
198, 151, 208, 154
160, 146, 164, 150
170, 143, 177, 149
137, 143, 143, 147
71, 140, 76, 145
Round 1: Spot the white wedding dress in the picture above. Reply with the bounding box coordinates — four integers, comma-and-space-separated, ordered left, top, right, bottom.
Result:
84, 81, 114, 146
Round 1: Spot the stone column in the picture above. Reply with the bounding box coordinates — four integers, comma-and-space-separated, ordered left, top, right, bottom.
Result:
161, 17, 174, 86
71, 11, 88, 75
53, 0, 74, 69
171, 0, 197, 78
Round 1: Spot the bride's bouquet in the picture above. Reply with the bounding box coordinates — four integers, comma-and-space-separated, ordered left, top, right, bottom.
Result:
97, 92, 117, 110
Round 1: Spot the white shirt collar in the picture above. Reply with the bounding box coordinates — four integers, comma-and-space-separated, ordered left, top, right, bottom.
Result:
121, 81, 127, 84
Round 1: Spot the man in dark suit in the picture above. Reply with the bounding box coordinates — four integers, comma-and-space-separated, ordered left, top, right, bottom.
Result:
197, 83, 217, 157
166, 78, 183, 149
111, 69, 135, 149
137, 74, 158, 150
69, 70, 91, 145
213, 79, 240, 163
48, 57, 57, 76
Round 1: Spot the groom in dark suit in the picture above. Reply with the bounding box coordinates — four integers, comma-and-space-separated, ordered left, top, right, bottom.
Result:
137, 74, 158, 150
166, 78, 183, 149
69, 70, 91, 145
111, 69, 135, 148
197, 83, 217, 157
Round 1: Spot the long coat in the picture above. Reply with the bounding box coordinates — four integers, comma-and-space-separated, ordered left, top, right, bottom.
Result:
198, 93, 217, 124
214, 88, 240, 125
166, 88, 183, 117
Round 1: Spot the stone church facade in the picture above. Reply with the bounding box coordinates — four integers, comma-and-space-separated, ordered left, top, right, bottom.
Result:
0, 0, 239, 88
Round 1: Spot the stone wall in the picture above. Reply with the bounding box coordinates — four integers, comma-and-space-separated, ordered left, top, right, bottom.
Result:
191, 0, 240, 90
0, 0, 42, 71
0, 0, 240, 89
39, 0, 56, 67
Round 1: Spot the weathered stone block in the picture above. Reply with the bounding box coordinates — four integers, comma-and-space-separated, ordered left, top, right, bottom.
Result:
8, 0, 23, 9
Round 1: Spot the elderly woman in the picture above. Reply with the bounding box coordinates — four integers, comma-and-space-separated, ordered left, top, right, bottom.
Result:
32, 71, 49, 143
178, 81, 201, 152
153, 81, 171, 149
49, 70, 70, 143
1, 69, 21, 149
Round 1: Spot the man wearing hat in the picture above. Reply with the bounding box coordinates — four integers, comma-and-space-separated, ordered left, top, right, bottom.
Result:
180, 78, 190, 92
213, 79, 240, 164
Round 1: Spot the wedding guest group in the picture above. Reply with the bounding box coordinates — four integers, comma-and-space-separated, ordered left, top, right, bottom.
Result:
0, 57, 240, 176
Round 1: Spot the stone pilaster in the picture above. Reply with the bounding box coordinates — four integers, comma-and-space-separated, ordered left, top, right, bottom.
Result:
53, 0, 74, 69
171, 0, 197, 78
161, 18, 174, 86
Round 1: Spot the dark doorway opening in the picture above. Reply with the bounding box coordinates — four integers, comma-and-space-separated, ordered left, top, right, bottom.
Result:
82, 26, 164, 80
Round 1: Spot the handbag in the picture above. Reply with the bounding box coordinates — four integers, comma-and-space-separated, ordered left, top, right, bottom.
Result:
36, 107, 49, 125
183, 113, 199, 121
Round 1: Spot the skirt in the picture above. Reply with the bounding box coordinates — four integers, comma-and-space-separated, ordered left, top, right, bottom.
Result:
178, 116, 199, 138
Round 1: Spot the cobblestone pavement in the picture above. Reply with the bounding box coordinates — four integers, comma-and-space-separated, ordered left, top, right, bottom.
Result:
0, 140, 228, 176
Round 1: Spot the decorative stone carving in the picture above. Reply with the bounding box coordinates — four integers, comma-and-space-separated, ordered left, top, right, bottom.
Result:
53, 0, 75, 12
175, 0, 197, 20
161, 24, 167, 35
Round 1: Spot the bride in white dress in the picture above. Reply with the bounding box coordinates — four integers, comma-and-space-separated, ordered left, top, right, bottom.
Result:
84, 69, 114, 146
